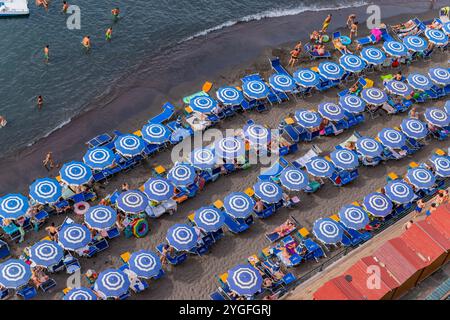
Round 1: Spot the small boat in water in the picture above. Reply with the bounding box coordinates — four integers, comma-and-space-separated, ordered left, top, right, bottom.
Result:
0, 0, 29, 17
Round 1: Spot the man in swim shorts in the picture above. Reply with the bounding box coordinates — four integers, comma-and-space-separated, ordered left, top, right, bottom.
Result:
321, 14, 332, 33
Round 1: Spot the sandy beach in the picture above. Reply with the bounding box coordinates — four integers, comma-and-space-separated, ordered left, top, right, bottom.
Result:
0, 1, 449, 300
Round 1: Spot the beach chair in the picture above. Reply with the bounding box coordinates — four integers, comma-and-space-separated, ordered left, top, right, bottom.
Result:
270, 57, 289, 76
106, 226, 120, 239
223, 213, 250, 234
356, 34, 377, 46
156, 243, 187, 266
16, 286, 37, 300
39, 278, 57, 292
86, 133, 112, 149
210, 291, 227, 300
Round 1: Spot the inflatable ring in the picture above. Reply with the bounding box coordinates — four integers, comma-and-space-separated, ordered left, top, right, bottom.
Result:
74, 201, 90, 215
132, 219, 149, 238
322, 35, 330, 43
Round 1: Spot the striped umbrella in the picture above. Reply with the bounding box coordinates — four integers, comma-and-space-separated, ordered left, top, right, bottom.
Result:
406, 167, 436, 189
424, 28, 448, 46
143, 177, 174, 202
279, 167, 309, 191
338, 205, 369, 230
63, 287, 97, 300
189, 95, 218, 114
363, 192, 393, 217
445, 101, 450, 115
253, 181, 283, 204
293, 69, 320, 87
330, 149, 359, 170
94, 269, 130, 299
430, 155, 450, 177
313, 218, 343, 244
0, 259, 32, 289
428, 67, 450, 86
443, 22, 450, 35
242, 80, 270, 100
294, 109, 322, 128
223, 192, 255, 219
356, 136, 383, 157
424, 108, 449, 127
339, 95, 366, 113
318, 102, 345, 122
227, 264, 263, 297
403, 35, 428, 52
167, 163, 197, 187
215, 137, 245, 160
216, 86, 244, 106
58, 223, 92, 251
116, 190, 148, 214
360, 87, 388, 105
339, 54, 366, 73
318, 61, 344, 80
114, 134, 146, 158
166, 223, 198, 252
0, 193, 29, 220
407, 73, 433, 91
243, 123, 271, 146
400, 118, 428, 140
377, 128, 406, 149
84, 205, 117, 230
305, 156, 335, 178
141, 123, 171, 144
268, 74, 297, 92
360, 47, 386, 65
382, 41, 407, 57
384, 80, 413, 97
83, 147, 115, 170
29, 240, 64, 268
60, 161, 92, 186
194, 206, 225, 232
189, 148, 216, 171
128, 250, 162, 279
385, 180, 415, 204
29, 178, 62, 204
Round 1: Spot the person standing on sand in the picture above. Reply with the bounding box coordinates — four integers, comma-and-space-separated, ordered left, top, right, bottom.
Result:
404, 220, 414, 230
105, 27, 113, 41
43, 151, 55, 171
44, 45, 49, 63
37, 95, 44, 110
321, 14, 332, 34
347, 14, 356, 29
288, 47, 301, 67
349, 21, 358, 40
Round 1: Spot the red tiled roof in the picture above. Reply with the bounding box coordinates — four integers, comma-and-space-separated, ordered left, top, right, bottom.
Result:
313, 275, 365, 300
416, 219, 450, 251
428, 203, 450, 238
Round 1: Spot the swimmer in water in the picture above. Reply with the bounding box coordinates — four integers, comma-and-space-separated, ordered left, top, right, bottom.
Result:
82, 36, 91, 52
37, 95, 44, 110
0, 115, 7, 127
62, 1, 69, 13
44, 45, 49, 63
111, 7, 120, 20
105, 27, 113, 41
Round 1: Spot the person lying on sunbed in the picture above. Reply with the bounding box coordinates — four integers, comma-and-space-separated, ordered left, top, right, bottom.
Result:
312, 44, 326, 56
272, 219, 296, 238
31, 267, 49, 288
333, 38, 352, 54
345, 141, 357, 151
392, 20, 416, 32
428, 20, 442, 29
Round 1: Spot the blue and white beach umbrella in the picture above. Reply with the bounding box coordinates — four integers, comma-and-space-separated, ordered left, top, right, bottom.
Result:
339, 95, 366, 113
223, 192, 255, 219
141, 123, 171, 144
377, 128, 406, 149
189, 148, 216, 170
194, 206, 225, 233
384, 80, 413, 97
167, 163, 197, 187
382, 41, 407, 57
425, 28, 448, 46
0, 259, 32, 289
95, 269, 130, 299
116, 190, 148, 214
318, 62, 344, 80
253, 181, 283, 204
403, 36, 428, 52
244, 123, 271, 146
339, 54, 366, 73
83, 147, 115, 170
114, 134, 146, 158
215, 137, 245, 160
385, 180, 415, 204
60, 161, 92, 186
406, 167, 436, 190
64, 287, 97, 300
143, 177, 174, 202
424, 108, 449, 127
428, 67, 450, 86
407, 73, 432, 91
166, 224, 198, 252
293, 69, 320, 87
29, 178, 62, 204
242, 80, 270, 100
363, 192, 393, 217
445, 101, 450, 115
269, 74, 296, 92
430, 155, 450, 178
84, 205, 117, 230
30, 240, 64, 268
305, 156, 335, 178
361, 87, 388, 105
318, 102, 345, 122
58, 223, 91, 251
360, 47, 386, 65
216, 87, 244, 106
228, 264, 263, 297
294, 109, 322, 128
0, 193, 29, 220
129, 250, 162, 279
356, 136, 383, 157
279, 167, 309, 191
330, 149, 359, 170
313, 218, 343, 245
338, 205, 369, 230
443, 22, 450, 35
400, 118, 428, 140
189, 95, 218, 114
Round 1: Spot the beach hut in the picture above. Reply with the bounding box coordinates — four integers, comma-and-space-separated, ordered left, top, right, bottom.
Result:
416, 218, 450, 264
313, 275, 366, 300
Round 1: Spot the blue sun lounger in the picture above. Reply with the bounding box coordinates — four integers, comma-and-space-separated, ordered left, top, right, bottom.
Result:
156, 243, 188, 266
149, 102, 176, 124
356, 33, 377, 46
270, 57, 290, 76
86, 133, 113, 149
223, 213, 251, 234
304, 43, 332, 60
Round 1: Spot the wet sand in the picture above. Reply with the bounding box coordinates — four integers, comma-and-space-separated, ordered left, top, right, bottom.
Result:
1, 2, 449, 300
